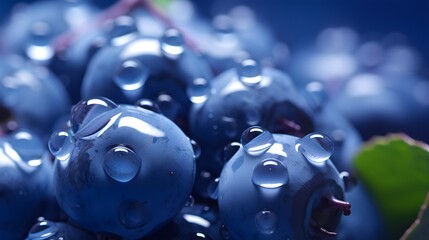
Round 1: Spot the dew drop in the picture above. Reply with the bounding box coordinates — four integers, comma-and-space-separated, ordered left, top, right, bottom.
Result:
108, 15, 138, 46
222, 142, 241, 163
156, 93, 179, 119
296, 133, 333, 163
184, 195, 195, 207
48, 130, 73, 160
221, 116, 238, 138
208, 178, 220, 199
190, 139, 201, 159
135, 99, 161, 113
119, 200, 147, 229
104, 145, 141, 183
254, 210, 278, 234
70, 97, 117, 133
161, 28, 185, 58
252, 159, 289, 189
237, 59, 262, 86
187, 232, 213, 240
219, 224, 231, 239
28, 220, 59, 239
241, 126, 274, 156
187, 78, 211, 104
114, 59, 149, 91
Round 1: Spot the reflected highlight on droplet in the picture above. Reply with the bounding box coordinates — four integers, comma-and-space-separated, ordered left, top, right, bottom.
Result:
161, 28, 185, 57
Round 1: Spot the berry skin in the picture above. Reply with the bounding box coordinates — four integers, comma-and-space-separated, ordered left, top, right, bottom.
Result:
217, 127, 351, 240
50, 97, 196, 239
0, 130, 55, 240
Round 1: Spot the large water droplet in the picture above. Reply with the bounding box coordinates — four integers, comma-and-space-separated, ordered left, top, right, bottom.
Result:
135, 99, 161, 113
71, 97, 117, 133
161, 28, 185, 58
104, 145, 141, 183
241, 126, 274, 156
28, 220, 59, 239
252, 159, 289, 189
187, 78, 211, 104
237, 59, 262, 86
114, 59, 149, 91
295, 133, 333, 163
254, 210, 278, 234
119, 200, 147, 229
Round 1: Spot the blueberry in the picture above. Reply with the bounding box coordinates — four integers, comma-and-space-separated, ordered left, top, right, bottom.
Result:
0, 55, 71, 138
81, 30, 213, 132
218, 128, 351, 239
51, 97, 196, 239
0, 130, 55, 240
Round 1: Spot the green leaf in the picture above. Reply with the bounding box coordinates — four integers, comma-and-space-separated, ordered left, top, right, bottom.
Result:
354, 134, 429, 239
153, 0, 172, 10
401, 192, 429, 240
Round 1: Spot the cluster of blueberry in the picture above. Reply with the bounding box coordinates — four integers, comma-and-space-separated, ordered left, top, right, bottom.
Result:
1, 0, 427, 239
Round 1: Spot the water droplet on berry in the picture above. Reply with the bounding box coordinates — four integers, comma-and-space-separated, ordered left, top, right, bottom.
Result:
28, 220, 59, 239
71, 97, 117, 133
295, 133, 333, 163
114, 59, 148, 91
156, 93, 179, 119
252, 159, 289, 189
208, 177, 220, 199
221, 116, 238, 138
244, 107, 261, 125
135, 99, 161, 113
254, 210, 278, 234
241, 126, 274, 156
219, 224, 231, 239
48, 130, 73, 161
26, 21, 54, 61
119, 200, 148, 229
191, 139, 201, 159
161, 28, 185, 58
187, 78, 211, 104
184, 195, 195, 207
237, 59, 262, 86
104, 145, 141, 183
108, 15, 138, 46
222, 142, 241, 163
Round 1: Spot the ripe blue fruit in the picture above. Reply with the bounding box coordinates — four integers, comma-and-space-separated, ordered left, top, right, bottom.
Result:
0, 56, 71, 138
81, 30, 213, 131
217, 127, 351, 240
0, 130, 55, 240
50, 97, 196, 239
